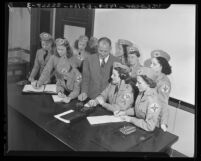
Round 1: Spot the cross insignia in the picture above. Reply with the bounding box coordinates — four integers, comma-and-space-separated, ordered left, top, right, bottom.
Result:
150, 103, 159, 112
154, 51, 160, 57
43, 33, 48, 37
162, 84, 169, 93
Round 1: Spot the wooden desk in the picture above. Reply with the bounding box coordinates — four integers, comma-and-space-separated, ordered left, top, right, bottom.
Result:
7, 83, 178, 152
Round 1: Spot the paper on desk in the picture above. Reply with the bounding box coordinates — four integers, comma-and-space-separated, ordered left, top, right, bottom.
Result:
44, 84, 57, 93
87, 115, 124, 125
22, 84, 45, 93
52, 95, 64, 102
54, 109, 74, 123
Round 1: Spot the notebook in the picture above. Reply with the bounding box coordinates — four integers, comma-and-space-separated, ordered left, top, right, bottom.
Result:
52, 95, 64, 103
22, 84, 57, 94
44, 84, 57, 94
22, 84, 45, 93
87, 115, 124, 125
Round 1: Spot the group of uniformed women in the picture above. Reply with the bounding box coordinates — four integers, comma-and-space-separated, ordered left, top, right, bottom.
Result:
29, 33, 172, 132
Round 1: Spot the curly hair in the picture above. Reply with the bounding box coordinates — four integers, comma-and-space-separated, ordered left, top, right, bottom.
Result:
55, 42, 73, 58
156, 57, 172, 75
140, 75, 156, 88
113, 67, 130, 80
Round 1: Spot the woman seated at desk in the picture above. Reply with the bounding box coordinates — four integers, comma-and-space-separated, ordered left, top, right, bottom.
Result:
85, 62, 135, 113
115, 67, 162, 132
29, 32, 55, 84
33, 38, 82, 103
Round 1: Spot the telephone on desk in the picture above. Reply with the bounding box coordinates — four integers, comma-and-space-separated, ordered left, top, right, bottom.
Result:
75, 100, 97, 115
119, 125, 136, 135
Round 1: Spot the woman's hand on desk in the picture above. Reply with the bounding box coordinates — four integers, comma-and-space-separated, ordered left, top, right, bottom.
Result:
120, 115, 132, 122
114, 110, 126, 117
78, 93, 88, 101
58, 92, 66, 98
32, 80, 42, 89
88, 99, 98, 107
62, 97, 71, 103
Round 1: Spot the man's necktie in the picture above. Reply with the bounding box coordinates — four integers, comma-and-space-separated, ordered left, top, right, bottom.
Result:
101, 58, 105, 67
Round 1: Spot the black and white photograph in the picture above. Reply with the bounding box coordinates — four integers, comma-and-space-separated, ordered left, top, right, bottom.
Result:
5, 3, 196, 158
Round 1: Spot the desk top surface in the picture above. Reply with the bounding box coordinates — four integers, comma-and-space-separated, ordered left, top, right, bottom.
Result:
7, 83, 178, 152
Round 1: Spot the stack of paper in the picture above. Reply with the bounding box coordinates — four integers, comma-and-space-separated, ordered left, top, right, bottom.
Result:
22, 84, 45, 93
44, 84, 57, 94
87, 115, 124, 125
52, 95, 64, 102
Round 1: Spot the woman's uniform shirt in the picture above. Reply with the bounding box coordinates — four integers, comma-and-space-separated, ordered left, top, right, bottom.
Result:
73, 49, 90, 61
156, 73, 171, 127
129, 88, 161, 131
38, 55, 82, 99
30, 48, 54, 83
96, 81, 134, 112
73, 49, 90, 72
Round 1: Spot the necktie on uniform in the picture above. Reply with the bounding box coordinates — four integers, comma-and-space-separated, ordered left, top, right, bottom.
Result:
101, 58, 105, 67
114, 85, 119, 94
43, 50, 48, 61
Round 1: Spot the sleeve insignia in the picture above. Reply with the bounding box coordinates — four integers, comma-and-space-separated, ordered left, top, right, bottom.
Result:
150, 103, 159, 112
124, 93, 131, 100
161, 84, 170, 93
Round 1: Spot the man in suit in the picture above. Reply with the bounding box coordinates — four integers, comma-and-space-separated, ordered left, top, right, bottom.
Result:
78, 37, 120, 101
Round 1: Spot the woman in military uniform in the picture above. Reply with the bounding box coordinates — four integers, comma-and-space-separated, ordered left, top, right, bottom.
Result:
127, 46, 142, 78
85, 62, 136, 113
28, 32, 55, 84
143, 50, 172, 132
34, 38, 82, 103
73, 35, 90, 72
85, 36, 98, 54
115, 67, 162, 132
115, 39, 133, 66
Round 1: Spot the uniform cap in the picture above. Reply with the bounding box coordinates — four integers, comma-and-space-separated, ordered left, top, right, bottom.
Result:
113, 62, 130, 73
117, 39, 133, 46
40, 32, 53, 41
78, 35, 89, 43
137, 67, 157, 81
55, 38, 70, 46
151, 50, 170, 61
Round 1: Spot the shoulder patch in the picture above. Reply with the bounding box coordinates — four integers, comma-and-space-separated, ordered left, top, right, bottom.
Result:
161, 84, 170, 93
123, 93, 132, 100
76, 74, 82, 82
149, 103, 160, 113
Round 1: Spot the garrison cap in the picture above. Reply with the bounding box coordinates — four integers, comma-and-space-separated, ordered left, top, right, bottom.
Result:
78, 35, 89, 43
40, 32, 53, 41
113, 62, 130, 73
151, 50, 170, 61
55, 38, 70, 46
137, 67, 157, 81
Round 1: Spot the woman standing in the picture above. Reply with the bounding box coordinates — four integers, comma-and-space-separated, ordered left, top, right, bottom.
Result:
28, 32, 55, 84
33, 38, 82, 103
73, 35, 89, 72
